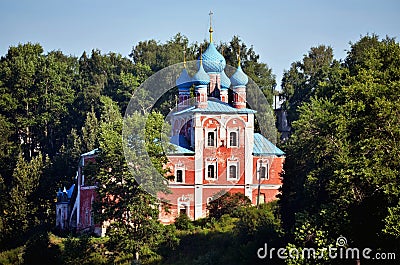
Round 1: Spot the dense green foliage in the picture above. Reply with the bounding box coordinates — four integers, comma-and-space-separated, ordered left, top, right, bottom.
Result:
0, 32, 399, 265
281, 45, 342, 127
0, 34, 277, 263
163, 203, 283, 265
0, 202, 282, 265
279, 35, 400, 263
206, 190, 251, 219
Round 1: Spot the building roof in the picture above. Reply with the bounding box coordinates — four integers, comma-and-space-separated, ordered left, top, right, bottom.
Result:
169, 143, 195, 155
173, 99, 256, 116
230, 65, 249, 88
253, 133, 285, 156
176, 68, 192, 89
66, 184, 75, 199
201, 42, 226, 73
193, 61, 210, 86
169, 135, 194, 155
79, 148, 99, 166
170, 135, 191, 149
168, 133, 284, 157
81, 148, 99, 157
220, 70, 231, 89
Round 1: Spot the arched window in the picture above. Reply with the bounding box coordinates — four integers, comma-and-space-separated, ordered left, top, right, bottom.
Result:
229, 165, 237, 179
207, 131, 215, 146
176, 170, 183, 183
229, 131, 238, 147
207, 164, 215, 179
257, 160, 269, 180
174, 164, 185, 183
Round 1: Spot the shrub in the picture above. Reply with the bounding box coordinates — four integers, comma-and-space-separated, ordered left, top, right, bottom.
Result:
174, 214, 194, 230
207, 191, 251, 220
23, 232, 61, 265
0, 247, 24, 265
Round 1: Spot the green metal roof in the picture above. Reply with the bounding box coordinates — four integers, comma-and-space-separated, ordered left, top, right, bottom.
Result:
173, 99, 256, 115
168, 143, 195, 155
253, 133, 285, 156
168, 135, 194, 155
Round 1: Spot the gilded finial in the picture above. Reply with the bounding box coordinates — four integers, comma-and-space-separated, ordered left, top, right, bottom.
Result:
209, 10, 214, 43
237, 48, 241, 67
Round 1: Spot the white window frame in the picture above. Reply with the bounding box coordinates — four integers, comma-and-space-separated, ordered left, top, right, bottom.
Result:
227, 160, 239, 180
256, 159, 269, 180
177, 202, 190, 216
175, 169, 184, 183
205, 129, 217, 147
174, 163, 185, 183
177, 196, 190, 216
256, 193, 266, 205
228, 128, 239, 147
205, 160, 218, 180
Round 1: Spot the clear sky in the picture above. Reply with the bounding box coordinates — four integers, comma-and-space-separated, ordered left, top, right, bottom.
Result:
1, 0, 399, 85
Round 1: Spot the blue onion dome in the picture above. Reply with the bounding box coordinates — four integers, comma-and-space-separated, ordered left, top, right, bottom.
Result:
176, 68, 192, 88
201, 43, 226, 73
230, 65, 248, 88
220, 70, 231, 89
192, 62, 210, 86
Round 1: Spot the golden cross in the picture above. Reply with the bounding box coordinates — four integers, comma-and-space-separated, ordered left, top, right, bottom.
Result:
209, 11, 214, 42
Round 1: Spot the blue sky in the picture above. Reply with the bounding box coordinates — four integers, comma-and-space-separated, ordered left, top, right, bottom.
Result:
1, 0, 399, 85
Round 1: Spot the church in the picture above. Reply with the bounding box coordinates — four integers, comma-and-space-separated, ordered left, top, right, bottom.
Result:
56, 16, 285, 231
158, 19, 284, 224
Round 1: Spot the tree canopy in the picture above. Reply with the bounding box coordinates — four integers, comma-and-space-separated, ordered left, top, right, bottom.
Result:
279, 35, 400, 259
1, 32, 399, 265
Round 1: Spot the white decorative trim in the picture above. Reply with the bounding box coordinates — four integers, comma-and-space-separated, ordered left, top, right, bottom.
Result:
167, 184, 281, 189
205, 128, 217, 147
202, 184, 246, 188
174, 162, 185, 183
256, 159, 270, 180
177, 196, 190, 216
205, 158, 218, 180
194, 113, 203, 185
227, 158, 239, 181
227, 128, 239, 147
244, 113, 254, 188
195, 184, 203, 219
250, 184, 281, 189
81, 185, 97, 190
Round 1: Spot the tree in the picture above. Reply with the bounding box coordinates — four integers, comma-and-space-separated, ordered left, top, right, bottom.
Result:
131, 35, 279, 142
0, 114, 16, 183
0, 44, 76, 160
130, 33, 196, 73
35, 50, 75, 157
207, 191, 251, 219
81, 106, 99, 152
0, 43, 44, 160
279, 35, 400, 254
234, 203, 283, 265
281, 45, 342, 126
219, 36, 277, 105
94, 97, 169, 262
174, 213, 194, 230
219, 36, 278, 142
2, 153, 46, 247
